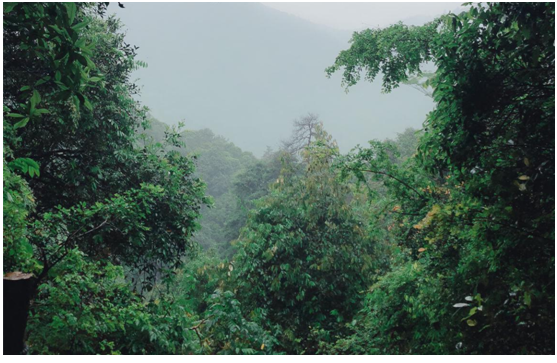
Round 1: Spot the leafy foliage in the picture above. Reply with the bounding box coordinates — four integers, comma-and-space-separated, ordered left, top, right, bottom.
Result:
141, 118, 258, 256
28, 250, 152, 355
326, 2, 555, 354
4, 3, 206, 354
325, 20, 439, 92
234, 127, 374, 353
4, 2, 554, 355
3, 145, 39, 273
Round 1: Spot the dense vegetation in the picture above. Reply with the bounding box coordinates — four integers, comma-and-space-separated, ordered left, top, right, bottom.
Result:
3, 2, 554, 355
140, 117, 259, 256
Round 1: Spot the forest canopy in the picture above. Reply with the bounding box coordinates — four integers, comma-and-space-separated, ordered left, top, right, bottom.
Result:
2, 2, 555, 355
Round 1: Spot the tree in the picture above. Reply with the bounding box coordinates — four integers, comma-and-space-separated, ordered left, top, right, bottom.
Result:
235, 125, 374, 353
385, 127, 422, 162
327, 2, 555, 354
325, 20, 439, 93
223, 150, 293, 251
3, 3, 207, 353
140, 118, 259, 256
281, 113, 323, 157
4, 2, 207, 286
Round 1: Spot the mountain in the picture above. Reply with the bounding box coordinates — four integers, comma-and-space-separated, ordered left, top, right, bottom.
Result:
111, 2, 434, 156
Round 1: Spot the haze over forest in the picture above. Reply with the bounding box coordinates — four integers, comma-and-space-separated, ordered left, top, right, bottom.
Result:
109, 2, 450, 155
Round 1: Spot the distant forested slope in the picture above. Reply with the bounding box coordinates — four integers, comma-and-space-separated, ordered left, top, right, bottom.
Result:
141, 117, 258, 255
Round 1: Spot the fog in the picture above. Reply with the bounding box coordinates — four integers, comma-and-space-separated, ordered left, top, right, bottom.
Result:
264, 2, 463, 30
109, 2, 457, 156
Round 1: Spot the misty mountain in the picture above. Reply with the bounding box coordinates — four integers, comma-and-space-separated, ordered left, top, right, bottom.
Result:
112, 2, 434, 155
140, 116, 257, 255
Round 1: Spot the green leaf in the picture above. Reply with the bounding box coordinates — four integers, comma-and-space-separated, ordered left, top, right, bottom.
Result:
30, 90, 41, 108
7, 113, 25, 119
35, 77, 50, 86
524, 292, 532, 308
71, 19, 90, 32
3, 2, 18, 13
84, 55, 96, 69
14, 117, 30, 129
65, 2, 77, 25
72, 95, 80, 113
75, 38, 86, 49
83, 96, 93, 111
466, 319, 477, 327
8, 158, 40, 177
49, 24, 63, 35
34, 108, 50, 116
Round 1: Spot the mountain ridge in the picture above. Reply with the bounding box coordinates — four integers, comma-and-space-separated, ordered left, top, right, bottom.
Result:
112, 2, 434, 156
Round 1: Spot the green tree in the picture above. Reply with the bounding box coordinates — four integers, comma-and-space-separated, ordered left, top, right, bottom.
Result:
4, 3, 207, 354
234, 126, 374, 353
327, 2, 554, 354
4, 2, 207, 286
140, 119, 258, 256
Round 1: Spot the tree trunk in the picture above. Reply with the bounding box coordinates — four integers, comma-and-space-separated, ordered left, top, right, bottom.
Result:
3, 272, 34, 355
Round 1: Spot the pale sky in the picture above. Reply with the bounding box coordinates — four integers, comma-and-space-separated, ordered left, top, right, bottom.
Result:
263, 2, 465, 30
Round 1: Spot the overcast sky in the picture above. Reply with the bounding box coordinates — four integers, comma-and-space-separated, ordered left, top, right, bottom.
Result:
263, 2, 464, 30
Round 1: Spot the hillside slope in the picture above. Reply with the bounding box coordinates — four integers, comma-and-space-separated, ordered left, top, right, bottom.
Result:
141, 117, 257, 255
